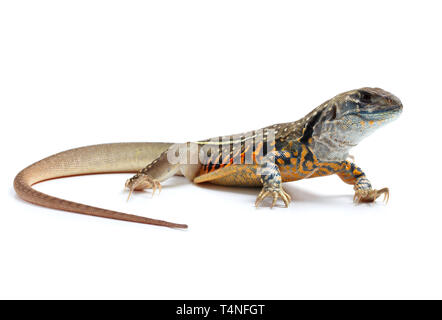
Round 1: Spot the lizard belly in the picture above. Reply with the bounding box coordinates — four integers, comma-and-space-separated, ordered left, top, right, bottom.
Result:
194, 164, 262, 186
194, 164, 309, 186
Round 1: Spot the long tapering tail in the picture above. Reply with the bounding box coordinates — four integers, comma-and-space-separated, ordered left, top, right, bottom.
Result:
14, 142, 188, 229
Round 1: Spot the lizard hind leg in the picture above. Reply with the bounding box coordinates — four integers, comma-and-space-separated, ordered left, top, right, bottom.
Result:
125, 173, 161, 201
125, 149, 181, 200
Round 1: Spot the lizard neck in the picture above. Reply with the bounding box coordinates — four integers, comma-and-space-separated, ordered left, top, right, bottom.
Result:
308, 126, 353, 161
304, 114, 356, 162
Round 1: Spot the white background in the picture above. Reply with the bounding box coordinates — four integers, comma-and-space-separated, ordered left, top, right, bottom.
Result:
1, 0, 441, 299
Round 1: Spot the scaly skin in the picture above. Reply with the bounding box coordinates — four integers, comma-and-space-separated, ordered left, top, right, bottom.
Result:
15, 88, 402, 228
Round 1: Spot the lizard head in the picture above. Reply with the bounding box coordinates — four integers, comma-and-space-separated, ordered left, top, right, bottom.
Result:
321, 87, 403, 144
335, 87, 403, 129
301, 87, 402, 161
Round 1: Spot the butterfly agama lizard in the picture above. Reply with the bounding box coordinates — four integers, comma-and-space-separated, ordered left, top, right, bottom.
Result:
14, 87, 403, 229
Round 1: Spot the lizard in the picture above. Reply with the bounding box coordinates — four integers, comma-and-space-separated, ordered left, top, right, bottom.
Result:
14, 87, 402, 229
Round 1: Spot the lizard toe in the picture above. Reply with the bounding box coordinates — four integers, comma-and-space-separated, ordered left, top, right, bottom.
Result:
126, 173, 161, 200
255, 186, 291, 208
354, 187, 389, 204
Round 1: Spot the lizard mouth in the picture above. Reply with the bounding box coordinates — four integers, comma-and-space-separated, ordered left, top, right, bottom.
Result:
352, 103, 403, 122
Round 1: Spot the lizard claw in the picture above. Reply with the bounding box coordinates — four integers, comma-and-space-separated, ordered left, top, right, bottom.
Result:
125, 173, 162, 201
354, 187, 389, 204
150, 180, 162, 198
255, 186, 291, 208
127, 187, 134, 202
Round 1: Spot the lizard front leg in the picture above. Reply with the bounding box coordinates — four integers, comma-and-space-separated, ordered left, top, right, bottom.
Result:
337, 161, 389, 203
255, 151, 292, 208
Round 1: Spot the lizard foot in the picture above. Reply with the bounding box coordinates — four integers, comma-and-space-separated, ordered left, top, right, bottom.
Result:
255, 185, 291, 208
353, 187, 389, 204
125, 173, 162, 201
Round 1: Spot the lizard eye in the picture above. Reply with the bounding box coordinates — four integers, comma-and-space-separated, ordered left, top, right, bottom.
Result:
360, 91, 372, 104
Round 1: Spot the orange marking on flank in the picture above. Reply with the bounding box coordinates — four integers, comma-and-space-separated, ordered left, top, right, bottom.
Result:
298, 146, 308, 174
254, 142, 263, 155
